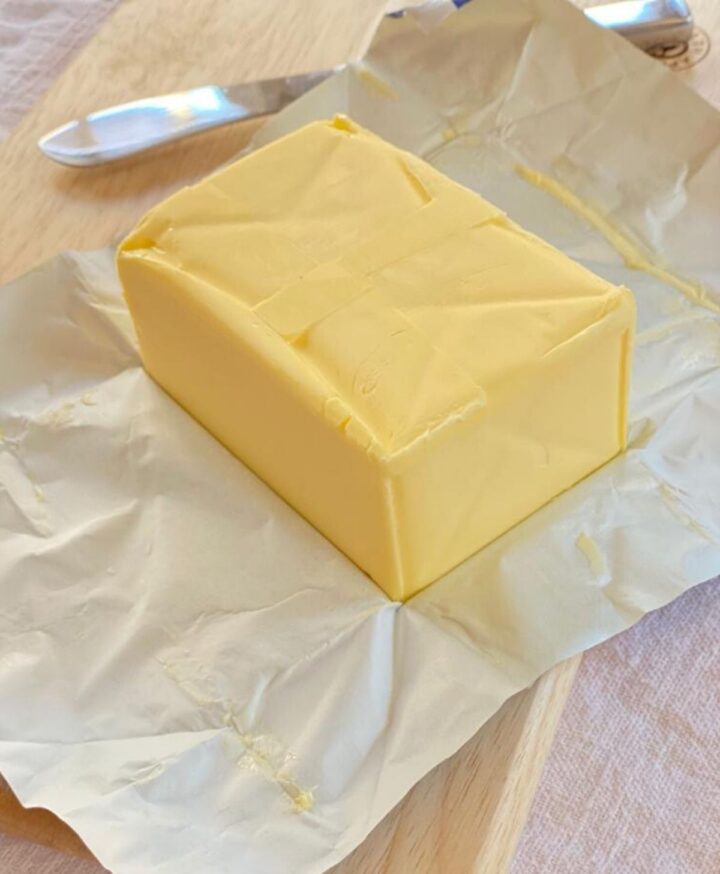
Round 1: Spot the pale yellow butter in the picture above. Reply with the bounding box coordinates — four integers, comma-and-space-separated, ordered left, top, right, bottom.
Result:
117, 117, 634, 601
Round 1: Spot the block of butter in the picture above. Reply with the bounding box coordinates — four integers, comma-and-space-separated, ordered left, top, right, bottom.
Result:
117, 116, 634, 601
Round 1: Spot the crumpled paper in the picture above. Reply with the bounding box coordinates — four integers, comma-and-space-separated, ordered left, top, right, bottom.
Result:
1, 1, 719, 872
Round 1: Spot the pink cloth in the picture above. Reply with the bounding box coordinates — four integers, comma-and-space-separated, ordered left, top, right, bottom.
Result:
512, 576, 720, 874
0, 834, 106, 874
1, 3, 718, 872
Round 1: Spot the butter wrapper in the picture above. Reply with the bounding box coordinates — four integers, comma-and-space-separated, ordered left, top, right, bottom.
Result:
0, 2, 719, 872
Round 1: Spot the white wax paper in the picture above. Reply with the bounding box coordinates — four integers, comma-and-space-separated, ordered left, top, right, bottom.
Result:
1, 1, 719, 872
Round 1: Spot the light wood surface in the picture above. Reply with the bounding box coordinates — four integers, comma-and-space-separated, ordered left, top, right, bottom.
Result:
0, 0, 391, 286
332, 658, 580, 874
2, 0, 717, 287
0, 0, 718, 872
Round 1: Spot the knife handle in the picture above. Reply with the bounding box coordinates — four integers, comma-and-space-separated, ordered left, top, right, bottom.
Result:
37, 86, 250, 168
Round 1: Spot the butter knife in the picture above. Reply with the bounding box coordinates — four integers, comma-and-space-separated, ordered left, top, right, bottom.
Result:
37, 68, 341, 167
38, 0, 692, 168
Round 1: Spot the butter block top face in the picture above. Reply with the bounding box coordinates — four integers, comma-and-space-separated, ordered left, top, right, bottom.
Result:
120, 117, 634, 601
120, 117, 631, 464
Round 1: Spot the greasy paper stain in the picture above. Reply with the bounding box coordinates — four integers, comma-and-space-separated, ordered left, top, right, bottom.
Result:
33, 392, 98, 428
635, 312, 710, 346
0, 430, 52, 533
225, 712, 314, 812
37, 401, 76, 429
658, 482, 718, 545
1, 392, 100, 522
576, 532, 608, 577
515, 164, 720, 315
158, 654, 314, 812
357, 65, 399, 99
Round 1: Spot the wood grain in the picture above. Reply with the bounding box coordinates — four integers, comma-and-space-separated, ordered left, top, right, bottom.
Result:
1, 0, 718, 871
0, 0, 391, 286
332, 658, 580, 874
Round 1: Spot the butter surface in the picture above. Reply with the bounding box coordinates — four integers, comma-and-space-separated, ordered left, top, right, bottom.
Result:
118, 117, 634, 601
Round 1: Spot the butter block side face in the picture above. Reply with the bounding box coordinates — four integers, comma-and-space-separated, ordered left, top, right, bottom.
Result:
119, 252, 404, 593
118, 117, 634, 601
388, 295, 633, 597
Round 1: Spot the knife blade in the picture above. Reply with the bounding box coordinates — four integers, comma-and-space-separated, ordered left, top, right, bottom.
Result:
37, 68, 342, 167
37, 0, 694, 168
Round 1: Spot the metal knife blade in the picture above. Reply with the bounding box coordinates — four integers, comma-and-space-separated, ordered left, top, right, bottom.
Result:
37, 0, 695, 168
37, 68, 342, 167
585, 0, 693, 51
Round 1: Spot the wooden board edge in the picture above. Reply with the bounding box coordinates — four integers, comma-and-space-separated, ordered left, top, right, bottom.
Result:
0, 657, 581, 871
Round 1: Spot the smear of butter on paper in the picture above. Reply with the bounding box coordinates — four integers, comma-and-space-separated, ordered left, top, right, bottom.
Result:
657, 482, 718, 545
576, 532, 608, 577
2, 397, 98, 521
0, 430, 52, 533
635, 311, 711, 345
32, 392, 98, 428
224, 712, 315, 813
158, 654, 314, 812
36, 401, 76, 429
356, 65, 399, 99
515, 164, 720, 315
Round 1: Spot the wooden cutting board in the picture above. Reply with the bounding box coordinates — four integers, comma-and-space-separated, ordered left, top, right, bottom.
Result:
0, 1, 717, 871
